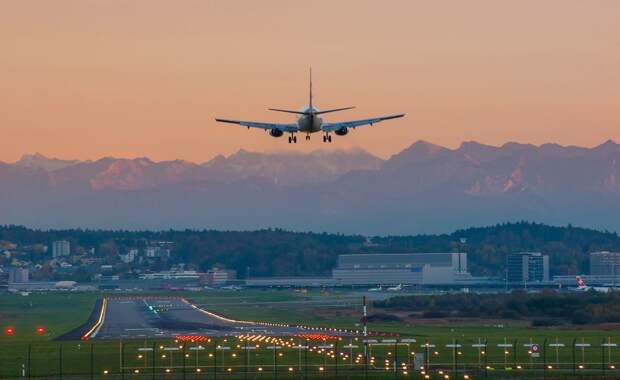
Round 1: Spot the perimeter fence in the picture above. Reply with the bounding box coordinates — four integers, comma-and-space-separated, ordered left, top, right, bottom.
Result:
2, 335, 620, 379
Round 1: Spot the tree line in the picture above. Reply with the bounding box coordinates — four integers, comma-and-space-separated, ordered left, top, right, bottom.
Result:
373, 290, 620, 325
1, 222, 619, 277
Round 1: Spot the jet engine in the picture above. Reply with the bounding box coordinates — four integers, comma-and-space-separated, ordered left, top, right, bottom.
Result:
269, 129, 284, 138
334, 127, 349, 136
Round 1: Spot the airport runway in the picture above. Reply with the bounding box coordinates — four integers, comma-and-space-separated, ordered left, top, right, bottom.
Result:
91, 297, 351, 340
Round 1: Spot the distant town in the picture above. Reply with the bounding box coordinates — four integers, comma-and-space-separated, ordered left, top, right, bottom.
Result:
0, 237, 238, 292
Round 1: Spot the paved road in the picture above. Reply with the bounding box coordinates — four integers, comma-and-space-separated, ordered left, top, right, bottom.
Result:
93, 297, 349, 340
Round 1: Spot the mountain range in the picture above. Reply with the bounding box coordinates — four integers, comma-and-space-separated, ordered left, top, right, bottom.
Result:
1, 140, 619, 234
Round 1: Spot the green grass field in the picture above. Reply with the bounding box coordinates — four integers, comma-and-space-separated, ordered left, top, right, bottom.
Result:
0, 292, 98, 343
1, 289, 620, 379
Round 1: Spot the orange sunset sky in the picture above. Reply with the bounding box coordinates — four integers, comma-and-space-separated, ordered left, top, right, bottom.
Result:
1, 0, 619, 163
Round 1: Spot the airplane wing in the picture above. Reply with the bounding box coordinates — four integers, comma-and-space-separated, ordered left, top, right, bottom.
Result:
215, 118, 299, 132
321, 114, 405, 131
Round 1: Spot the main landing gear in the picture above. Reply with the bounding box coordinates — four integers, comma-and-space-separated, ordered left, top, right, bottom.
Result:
323, 134, 332, 143
288, 135, 297, 144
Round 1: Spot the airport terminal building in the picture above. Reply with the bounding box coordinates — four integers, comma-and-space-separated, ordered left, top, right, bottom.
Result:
590, 251, 620, 276
332, 253, 471, 285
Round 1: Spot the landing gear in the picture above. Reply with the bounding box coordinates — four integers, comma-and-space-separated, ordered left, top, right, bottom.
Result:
306, 134, 311, 141
288, 135, 298, 144
323, 134, 332, 143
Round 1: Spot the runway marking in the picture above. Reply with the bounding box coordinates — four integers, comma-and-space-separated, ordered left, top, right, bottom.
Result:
124, 328, 159, 331
81, 298, 107, 341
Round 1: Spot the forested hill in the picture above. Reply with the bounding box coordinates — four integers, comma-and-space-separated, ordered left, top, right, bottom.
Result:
369, 222, 620, 276
1, 222, 619, 277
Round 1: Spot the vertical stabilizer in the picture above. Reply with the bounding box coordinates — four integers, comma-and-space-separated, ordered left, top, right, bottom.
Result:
309, 67, 313, 110
577, 276, 586, 289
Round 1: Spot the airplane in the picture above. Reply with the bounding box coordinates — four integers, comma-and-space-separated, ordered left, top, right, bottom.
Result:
573, 276, 615, 293
221, 285, 243, 291
368, 285, 383, 292
387, 284, 403, 292
215, 69, 405, 143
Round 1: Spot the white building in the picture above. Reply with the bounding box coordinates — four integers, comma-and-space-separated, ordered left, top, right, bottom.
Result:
590, 251, 620, 276
507, 252, 550, 284
120, 249, 138, 264
8, 267, 29, 283
145, 247, 170, 259
52, 240, 70, 258
204, 268, 237, 286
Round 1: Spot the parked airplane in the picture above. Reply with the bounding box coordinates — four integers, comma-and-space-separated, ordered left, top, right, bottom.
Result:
215, 69, 405, 143
368, 285, 383, 292
387, 284, 403, 292
574, 276, 615, 293
221, 285, 243, 291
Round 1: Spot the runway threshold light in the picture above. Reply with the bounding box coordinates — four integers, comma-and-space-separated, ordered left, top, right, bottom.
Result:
36, 327, 46, 335
4, 327, 14, 335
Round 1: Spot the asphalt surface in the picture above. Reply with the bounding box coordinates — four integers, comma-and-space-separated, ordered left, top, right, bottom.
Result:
93, 297, 343, 340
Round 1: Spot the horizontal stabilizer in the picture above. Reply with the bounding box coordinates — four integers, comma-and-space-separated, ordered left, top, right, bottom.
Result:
268, 108, 309, 115
268, 106, 356, 115
313, 106, 355, 115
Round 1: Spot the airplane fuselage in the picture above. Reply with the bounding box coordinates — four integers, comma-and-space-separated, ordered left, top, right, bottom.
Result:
297, 106, 323, 133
